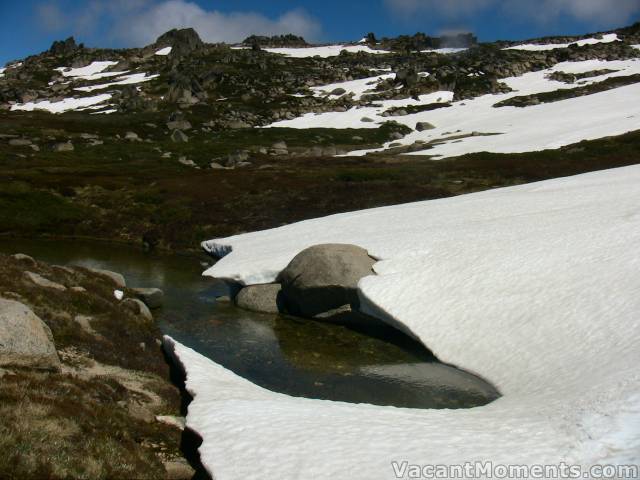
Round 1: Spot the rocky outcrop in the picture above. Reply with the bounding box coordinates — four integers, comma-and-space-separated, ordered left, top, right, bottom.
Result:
49, 37, 80, 56
155, 28, 203, 57
0, 298, 60, 370
277, 244, 376, 318
235, 284, 282, 314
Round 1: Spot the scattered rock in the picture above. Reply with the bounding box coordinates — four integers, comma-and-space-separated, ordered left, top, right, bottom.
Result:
167, 119, 192, 131
178, 156, 197, 167
132, 288, 164, 309
330, 87, 347, 96
89, 268, 126, 288
24, 271, 67, 291
171, 130, 189, 143
11, 253, 37, 267
123, 298, 153, 322
277, 244, 376, 318
0, 298, 61, 371
416, 122, 436, 131
235, 284, 282, 314
155, 415, 186, 430
52, 142, 74, 152
125, 131, 141, 142
8, 138, 32, 147
164, 458, 196, 480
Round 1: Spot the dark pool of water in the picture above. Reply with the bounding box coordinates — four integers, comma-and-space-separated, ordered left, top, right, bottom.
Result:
0, 238, 500, 409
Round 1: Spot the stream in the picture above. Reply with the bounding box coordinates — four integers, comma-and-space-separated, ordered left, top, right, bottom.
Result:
0, 238, 500, 409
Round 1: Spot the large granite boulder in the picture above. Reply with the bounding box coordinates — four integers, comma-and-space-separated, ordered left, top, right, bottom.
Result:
235, 284, 282, 314
0, 298, 60, 371
277, 244, 376, 318
155, 28, 203, 56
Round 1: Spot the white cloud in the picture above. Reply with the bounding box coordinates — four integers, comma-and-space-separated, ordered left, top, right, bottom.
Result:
36, 1, 322, 46
112, 1, 321, 45
385, 0, 640, 27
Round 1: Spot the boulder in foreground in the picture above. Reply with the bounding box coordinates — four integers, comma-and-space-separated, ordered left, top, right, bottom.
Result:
0, 298, 60, 371
277, 244, 376, 317
235, 284, 282, 314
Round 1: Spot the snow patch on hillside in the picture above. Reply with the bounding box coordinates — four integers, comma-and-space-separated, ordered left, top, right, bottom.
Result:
505, 33, 619, 51
268, 90, 454, 130
268, 59, 640, 158
55, 61, 119, 79
155, 46, 172, 56
10, 94, 112, 114
74, 73, 160, 92
312, 73, 395, 100
265, 44, 389, 58
183, 165, 640, 479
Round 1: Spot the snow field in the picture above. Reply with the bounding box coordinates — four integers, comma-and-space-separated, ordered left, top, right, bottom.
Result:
178, 165, 640, 479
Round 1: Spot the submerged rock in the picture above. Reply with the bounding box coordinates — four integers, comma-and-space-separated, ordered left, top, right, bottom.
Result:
0, 298, 60, 371
235, 284, 282, 314
277, 244, 376, 318
132, 288, 164, 309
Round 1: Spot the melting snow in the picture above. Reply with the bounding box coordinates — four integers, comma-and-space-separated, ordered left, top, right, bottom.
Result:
505, 33, 619, 51
265, 45, 389, 58
312, 73, 395, 100
74, 73, 160, 92
173, 164, 640, 479
155, 46, 173, 56
10, 94, 112, 114
268, 59, 640, 158
55, 61, 119, 78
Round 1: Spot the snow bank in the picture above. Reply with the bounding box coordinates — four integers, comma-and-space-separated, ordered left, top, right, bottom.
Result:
505, 33, 619, 51
55, 61, 119, 78
74, 73, 160, 92
268, 59, 640, 158
179, 165, 640, 479
0, 67, 5, 78
155, 46, 172, 56
268, 90, 454, 130
311, 73, 395, 100
265, 45, 389, 58
10, 94, 112, 114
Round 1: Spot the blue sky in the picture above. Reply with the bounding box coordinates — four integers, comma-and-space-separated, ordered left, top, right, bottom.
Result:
1, 0, 639, 65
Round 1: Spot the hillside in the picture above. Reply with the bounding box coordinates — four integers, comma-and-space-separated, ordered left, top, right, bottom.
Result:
0, 24, 639, 250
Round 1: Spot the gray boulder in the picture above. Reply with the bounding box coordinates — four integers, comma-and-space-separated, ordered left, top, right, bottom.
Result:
24, 271, 67, 291
53, 142, 74, 152
235, 284, 282, 314
123, 298, 153, 323
88, 268, 126, 288
277, 244, 376, 317
171, 130, 189, 143
415, 122, 436, 132
0, 298, 60, 371
132, 288, 164, 309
